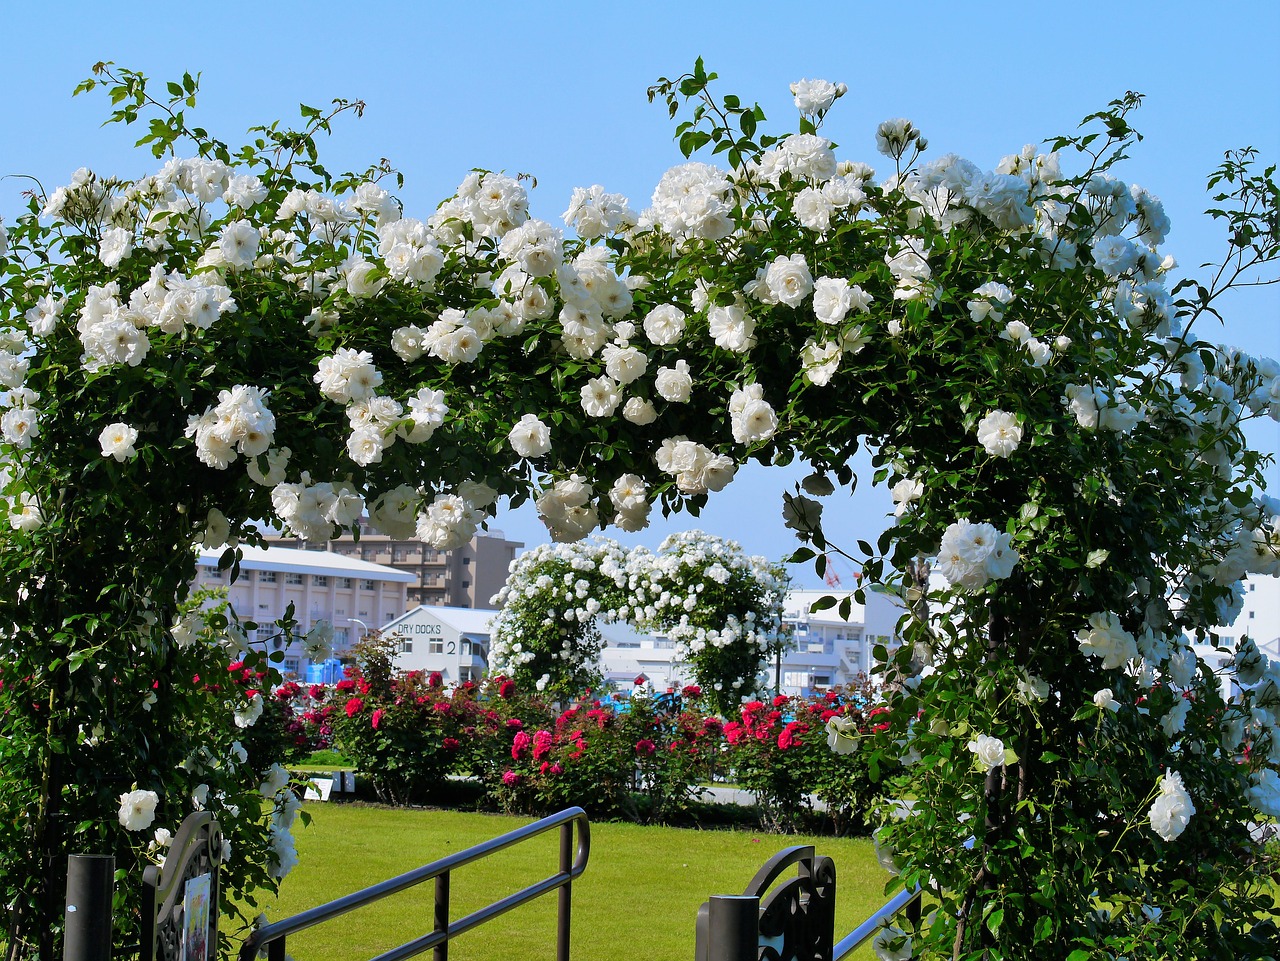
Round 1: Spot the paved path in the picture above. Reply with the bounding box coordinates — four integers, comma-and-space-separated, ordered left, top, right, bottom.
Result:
700, 784, 827, 812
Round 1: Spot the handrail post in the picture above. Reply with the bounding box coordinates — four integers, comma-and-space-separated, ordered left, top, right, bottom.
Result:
557, 821, 573, 961
65, 854, 114, 961
434, 871, 450, 961
705, 895, 759, 961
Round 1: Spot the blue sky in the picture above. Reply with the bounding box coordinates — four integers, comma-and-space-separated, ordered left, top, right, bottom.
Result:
4, 1, 1277, 583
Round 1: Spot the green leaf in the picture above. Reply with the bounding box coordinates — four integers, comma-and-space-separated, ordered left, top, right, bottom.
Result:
986, 907, 1003, 937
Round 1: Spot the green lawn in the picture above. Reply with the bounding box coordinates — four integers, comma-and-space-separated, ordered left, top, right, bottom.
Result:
260, 804, 896, 961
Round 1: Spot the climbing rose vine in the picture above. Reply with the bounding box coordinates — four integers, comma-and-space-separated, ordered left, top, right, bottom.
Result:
1, 58, 1278, 958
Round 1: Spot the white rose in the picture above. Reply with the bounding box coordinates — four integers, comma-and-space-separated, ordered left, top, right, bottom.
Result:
731, 397, 778, 444
1148, 769, 1195, 841
976, 410, 1022, 457
708, 304, 756, 352
118, 789, 160, 832
967, 734, 1007, 771
812, 277, 855, 324
99, 226, 134, 269
763, 254, 813, 308
98, 422, 139, 462
580, 376, 622, 418
1077, 611, 1139, 670
508, 414, 551, 458
219, 220, 260, 268
643, 304, 687, 346
603, 344, 648, 385
782, 493, 822, 535
622, 397, 657, 425
890, 478, 923, 517
1248, 768, 1280, 818
1093, 688, 1120, 712
790, 78, 846, 116
345, 260, 387, 299
655, 361, 693, 403
825, 714, 858, 754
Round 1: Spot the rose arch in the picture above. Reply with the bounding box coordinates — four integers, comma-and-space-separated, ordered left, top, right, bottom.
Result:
488, 531, 788, 712
1, 60, 1278, 958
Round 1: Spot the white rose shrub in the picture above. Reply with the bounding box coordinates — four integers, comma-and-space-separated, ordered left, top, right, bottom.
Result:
0, 58, 1277, 958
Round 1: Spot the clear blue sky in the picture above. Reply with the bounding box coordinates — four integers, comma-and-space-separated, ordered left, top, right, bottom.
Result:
4, 1, 1277, 584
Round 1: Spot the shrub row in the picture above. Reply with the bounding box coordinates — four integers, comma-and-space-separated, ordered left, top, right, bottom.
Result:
278, 638, 887, 833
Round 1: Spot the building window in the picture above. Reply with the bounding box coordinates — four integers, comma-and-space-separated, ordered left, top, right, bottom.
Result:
1249, 611, 1256, 619
428, 638, 444, 654
313, 575, 328, 587
399, 638, 413, 653
285, 572, 304, 585
258, 571, 277, 583
338, 578, 353, 589
361, 579, 376, 590
205, 568, 223, 580
462, 580, 470, 589
462, 557, 471, 566
358, 610, 369, 618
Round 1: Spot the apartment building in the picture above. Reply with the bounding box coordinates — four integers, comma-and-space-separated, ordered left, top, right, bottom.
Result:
263, 527, 523, 611
1195, 573, 1280, 699
194, 545, 414, 679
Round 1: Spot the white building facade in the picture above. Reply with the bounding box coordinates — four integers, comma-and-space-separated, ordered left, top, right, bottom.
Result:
382, 605, 496, 684
1194, 573, 1280, 698
194, 546, 414, 680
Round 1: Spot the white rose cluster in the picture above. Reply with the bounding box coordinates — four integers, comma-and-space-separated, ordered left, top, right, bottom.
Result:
270, 478, 365, 542
728, 383, 778, 445
185, 385, 276, 470
1076, 611, 1139, 670
656, 437, 737, 495
640, 162, 735, 245
535, 474, 599, 543
789, 78, 847, 117
936, 519, 1019, 590
562, 185, 637, 240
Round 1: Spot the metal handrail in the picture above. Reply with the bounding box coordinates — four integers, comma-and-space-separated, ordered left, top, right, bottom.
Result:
834, 835, 973, 958
832, 885, 921, 960
239, 806, 591, 961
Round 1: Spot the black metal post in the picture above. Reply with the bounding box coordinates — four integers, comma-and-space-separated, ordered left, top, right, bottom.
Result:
64, 854, 114, 961
557, 822, 573, 961
433, 871, 450, 961
705, 896, 759, 961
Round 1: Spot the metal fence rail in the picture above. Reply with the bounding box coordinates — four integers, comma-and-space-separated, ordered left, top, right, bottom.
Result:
832, 885, 921, 960
238, 806, 591, 961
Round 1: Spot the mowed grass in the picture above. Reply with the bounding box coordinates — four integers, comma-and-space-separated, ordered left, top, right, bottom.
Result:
259, 804, 894, 961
